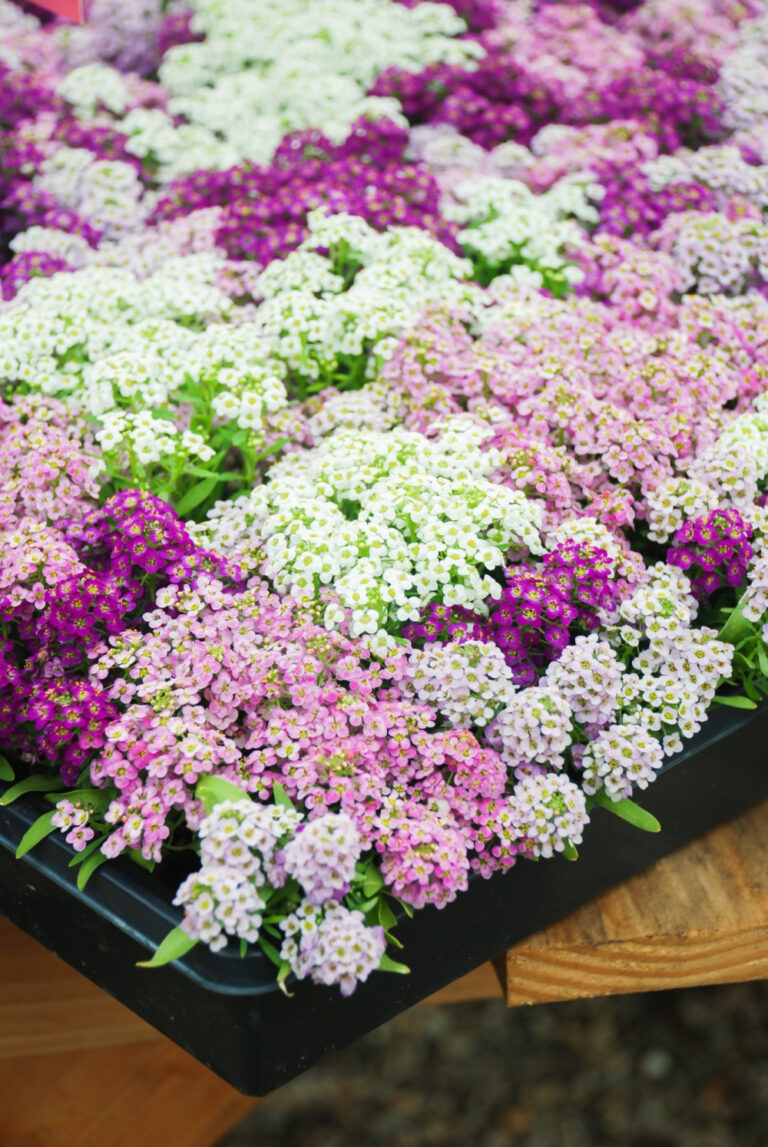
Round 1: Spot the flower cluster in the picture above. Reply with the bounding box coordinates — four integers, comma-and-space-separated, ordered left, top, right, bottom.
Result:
174, 798, 302, 951
372, 3, 724, 152
506, 772, 588, 860
149, 0, 480, 175
279, 901, 386, 997
198, 421, 542, 647
653, 209, 768, 295
491, 686, 574, 775
280, 812, 363, 905
580, 720, 665, 801
441, 174, 599, 290
667, 508, 755, 600
404, 638, 515, 728
0, 485, 239, 780
405, 539, 621, 685
51, 797, 94, 852
0, 395, 100, 528
153, 121, 454, 265
3, 0, 768, 1000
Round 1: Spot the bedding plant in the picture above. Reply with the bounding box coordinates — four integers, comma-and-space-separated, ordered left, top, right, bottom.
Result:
2, 0, 768, 997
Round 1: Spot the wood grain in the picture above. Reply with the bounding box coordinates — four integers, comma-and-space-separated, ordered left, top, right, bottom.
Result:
0, 917, 164, 1059
498, 798, 768, 1006
0, 1042, 257, 1147
0, 919, 258, 1147
422, 959, 505, 1005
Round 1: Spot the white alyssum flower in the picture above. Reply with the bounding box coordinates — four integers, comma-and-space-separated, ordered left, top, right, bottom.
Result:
493, 686, 574, 771
120, 106, 241, 182
95, 411, 215, 469
443, 174, 600, 283
644, 145, 768, 212
616, 561, 698, 645
0, 259, 288, 441
198, 422, 542, 643
718, 13, 768, 131
645, 478, 720, 543
174, 798, 303, 952
544, 634, 624, 730
9, 227, 93, 268
84, 0, 478, 177
581, 719, 664, 801
57, 62, 129, 117
250, 209, 483, 382
405, 639, 516, 727
507, 773, 588, 859
685, 399, 768, 512
33, 147, 149, 243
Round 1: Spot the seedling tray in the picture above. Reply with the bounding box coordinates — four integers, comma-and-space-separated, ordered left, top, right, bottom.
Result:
0, 703, 766, 1095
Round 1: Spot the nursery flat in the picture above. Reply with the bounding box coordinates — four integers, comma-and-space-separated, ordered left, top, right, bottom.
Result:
1, 0, 768, 1093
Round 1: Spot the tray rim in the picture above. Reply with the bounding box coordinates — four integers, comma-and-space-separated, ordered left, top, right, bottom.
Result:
0, 698, 762, 997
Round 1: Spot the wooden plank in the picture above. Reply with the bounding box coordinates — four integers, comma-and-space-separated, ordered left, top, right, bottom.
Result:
0, 917, 163, 1058
499, 798, 768, 1006
421, 959, 504, 1005
0, 1042, 257, 1147
0, 920, 258, 1147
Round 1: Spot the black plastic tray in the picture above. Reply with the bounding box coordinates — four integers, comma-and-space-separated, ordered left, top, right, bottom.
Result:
1, 702, 767, 1095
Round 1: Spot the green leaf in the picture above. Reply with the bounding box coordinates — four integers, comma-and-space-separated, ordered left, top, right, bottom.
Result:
255, 437, 289, 462
259, 937, 282, 968
184, 465, 242, 480
377, 899, 398, 931
361, 866, 384, 898
15, 810, 58, 859
561, 842, 579, 861
137, 926, 198, 968
127, 848, 156, 872
76, 850, 109, 891
240, 939, 248, 958
744, 677, 763, 702
758, 641, 768, 678
196, 775, 249, 814
713, 693, 757, 709
378, 953, 410, 976
174, 475, 220, 517
272, 781, 295, 811
718, 603, 752, 646
182, 462, 224, 479
1, 775, 64, 806
0, 754, 14, 782
276, 960, 294, 997
595, 793, 662, 833
68, 837, 102, 867
45, 788, 110, 810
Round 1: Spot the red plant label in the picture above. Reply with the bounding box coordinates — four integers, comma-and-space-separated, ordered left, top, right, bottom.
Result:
31, 0, 84, 21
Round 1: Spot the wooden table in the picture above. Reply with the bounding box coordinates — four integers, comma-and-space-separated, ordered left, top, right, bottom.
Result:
2, 799, 768, 1147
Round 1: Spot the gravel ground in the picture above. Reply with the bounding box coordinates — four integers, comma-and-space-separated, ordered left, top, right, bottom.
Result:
219, 982, 768, 1147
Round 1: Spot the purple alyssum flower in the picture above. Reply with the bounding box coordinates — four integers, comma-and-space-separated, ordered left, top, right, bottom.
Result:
405, 541, 620, 685
667, 507, 754, 600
